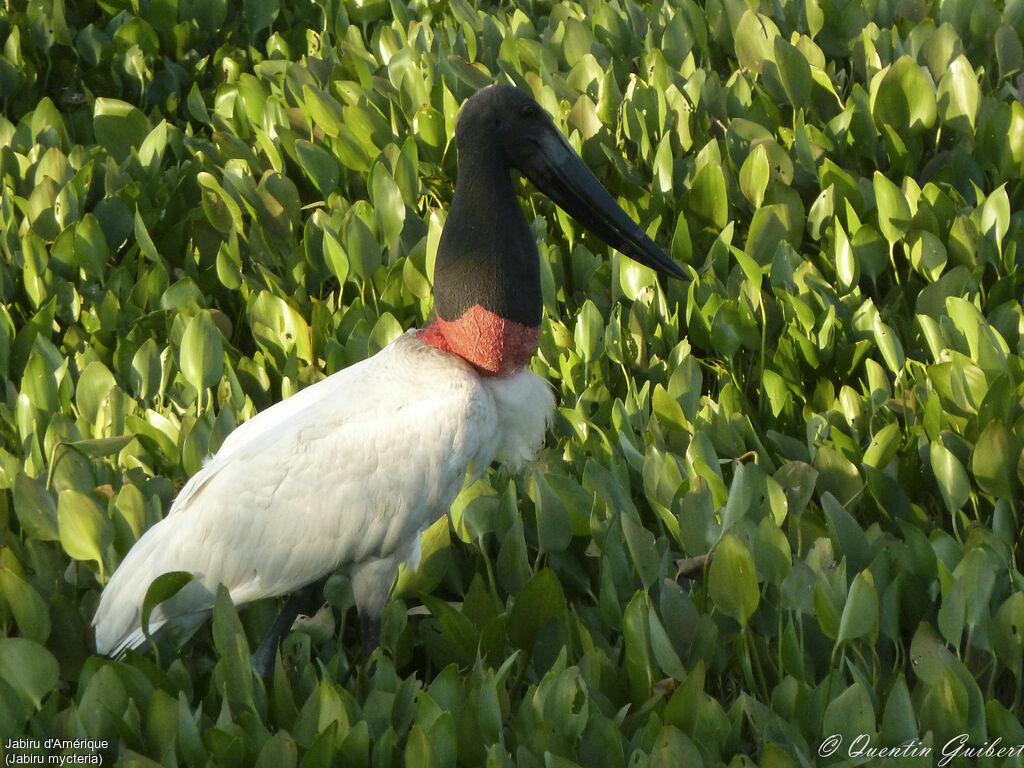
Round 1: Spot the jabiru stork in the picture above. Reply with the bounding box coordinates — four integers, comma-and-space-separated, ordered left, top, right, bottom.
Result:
92, 84, 687, 672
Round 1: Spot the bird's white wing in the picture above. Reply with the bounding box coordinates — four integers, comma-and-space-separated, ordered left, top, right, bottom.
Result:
93, 332, 501, 656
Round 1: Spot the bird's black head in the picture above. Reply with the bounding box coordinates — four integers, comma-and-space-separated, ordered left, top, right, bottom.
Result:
453, 84, 555, 165
454, 84, 688, 280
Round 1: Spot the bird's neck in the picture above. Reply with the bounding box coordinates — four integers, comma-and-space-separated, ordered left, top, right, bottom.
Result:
422, 147, 542, 375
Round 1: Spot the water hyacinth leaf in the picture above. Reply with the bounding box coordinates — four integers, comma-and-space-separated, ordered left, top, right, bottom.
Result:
74, 214, 109, 281
733, 11, 778, 75
574, 299, 605, 365
532, 469, 573, 555
936, 55, 979, 131
836, 570, 878, 644
13, 473, 59, 542
57, 489, 112, 579
180, 311, 224, 392
753, 515, 790, 586
907, 229, 947, 281
621, 512, 660, 590
254, 730, 296, 768
345, 213, 383, 280
60, 435, 133, 458
772, 36, 812, 109
323, 231, 350, 286
369, 162, 406, 249
404, 725, 440, 768
834, 220, 858, 290
93, 98, 151, 161
822, 682, 876, 745
862, 422, 900, 469
992, 592, 1024, 675
686, 161, 728, 229
421, 594, 479, 664
0, 569, 51, 643
811, 567, 844, 640
618, 258, 657, 302
971, 421, 1018, 499
978, 184, 1010, 250
0, 638, 59, 711
295, 140, 340, 199
302, 85, 343, 136
739, 144, 769, 209
821, 493, 869, 571
508, 569, 566, 651
708, 533, 759, 627
873, 318, 904, 374
131, 338, 162, 402
249, 292, 313, 364
930, 441, 970, 514
720, 460, 758, 535
140, 571, 193, 641
75, 361, 116, 428
872, 172, 911, 244
395, 516, 451, 598
622, 591, 654, 703
869, 56, 937, 134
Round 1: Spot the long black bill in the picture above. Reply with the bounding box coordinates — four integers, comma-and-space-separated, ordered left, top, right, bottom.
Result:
519, 129, 688, 280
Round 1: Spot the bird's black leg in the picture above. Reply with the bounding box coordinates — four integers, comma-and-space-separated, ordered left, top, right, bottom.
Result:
359, 610, 381, 659
252, 585, 320, 679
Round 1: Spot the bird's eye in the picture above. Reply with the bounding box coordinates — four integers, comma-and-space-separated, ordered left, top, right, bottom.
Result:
520, 103, 537, 118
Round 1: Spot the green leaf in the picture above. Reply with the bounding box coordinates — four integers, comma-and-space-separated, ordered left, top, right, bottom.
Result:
75, 361, 116, 429
907, 229, 947, 281
686, 161, 728, 229
622, 591, 654, 703
862, 422, 900, 469
420, 594, 478, 664
180, 311, 224, 392
345, 209, 383, 280
508, 569, 567, 651
872, 172, 912, 244
573, 300, 605, 365
75, 214, 110, 281
936, 55, 979, 131
930, 441, 970, 514
738, 144, 769, 209
733, 11, 778, 75
13, 473, 59, 541
141, 571, 193, 641
708, 533, 759, 627
0, 569, 50, 643
992, 592, 1024, 675
404, 724, 440, 768
971, 421, 1018, 499
295, 140, 340, 198
869, 55, 937, 134
93, 98, 151, 162
773, 36, 812, 109
822, 681, 876, 745
57, 489, 112, 579
836, 570, 878, 644
834, 220, 858, 290
0, 638, 59, 711
369, 162, 406, 249
753, 517, 791, 585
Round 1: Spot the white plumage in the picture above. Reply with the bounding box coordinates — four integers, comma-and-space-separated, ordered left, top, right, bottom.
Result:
93, 84, 685, 665
93, 330, 554, 657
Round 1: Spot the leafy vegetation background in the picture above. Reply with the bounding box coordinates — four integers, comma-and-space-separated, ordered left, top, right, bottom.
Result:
2, 0, 1024, 764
